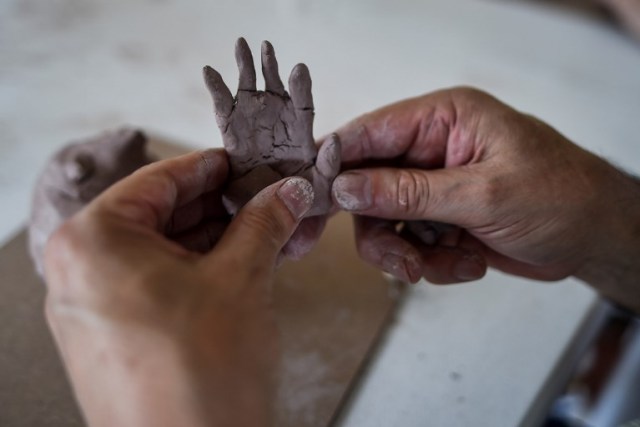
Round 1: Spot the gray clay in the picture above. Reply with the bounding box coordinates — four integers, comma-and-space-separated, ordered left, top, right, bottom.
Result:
28, 128, 152, 276
203, 38, 341, 216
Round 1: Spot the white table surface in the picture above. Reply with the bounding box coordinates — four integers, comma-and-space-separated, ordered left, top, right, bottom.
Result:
2, 0, 640, 426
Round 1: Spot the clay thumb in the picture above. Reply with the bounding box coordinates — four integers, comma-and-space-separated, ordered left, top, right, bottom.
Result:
331, 168, 468, 224
214, 177, 315, 266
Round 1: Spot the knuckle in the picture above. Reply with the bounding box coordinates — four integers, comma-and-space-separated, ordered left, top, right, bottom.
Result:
45, 221, 82, 267
453, 86, 490, 102
43, 219, 88, 302
354, 231, 374, 263
451, 86, 501, 111
455, 86, 484, 98
354, 226, 388, 269
356, 239, 382, 269
394, 170, 430, 216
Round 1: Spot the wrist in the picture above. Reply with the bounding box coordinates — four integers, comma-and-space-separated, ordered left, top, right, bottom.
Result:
61, 327, 209, 427
58, 322, 272, 427
575, 167, 640, 312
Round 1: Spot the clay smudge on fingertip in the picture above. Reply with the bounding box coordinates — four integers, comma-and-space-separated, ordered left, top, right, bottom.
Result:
277, 177, 315, 220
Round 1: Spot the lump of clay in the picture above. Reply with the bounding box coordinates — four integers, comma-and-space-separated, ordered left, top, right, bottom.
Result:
203, 38, 341, 216
29, 128, 152, 276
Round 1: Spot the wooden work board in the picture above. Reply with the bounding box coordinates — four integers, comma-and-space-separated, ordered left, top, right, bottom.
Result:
0, 138, 402, 427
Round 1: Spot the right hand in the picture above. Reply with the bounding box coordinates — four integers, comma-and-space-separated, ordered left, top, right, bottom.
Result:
331, 88, 640, 289
597, 0, 640, 41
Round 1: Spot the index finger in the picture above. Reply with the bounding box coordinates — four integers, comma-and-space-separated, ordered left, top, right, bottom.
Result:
90, 149, 229, 231
335, 90, 456, 168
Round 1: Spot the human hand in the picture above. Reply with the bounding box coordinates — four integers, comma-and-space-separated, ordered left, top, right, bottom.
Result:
597, 0, 640, 41
331, 88, 640, 300
44, 149, 315, 427
203, 38, 341, 259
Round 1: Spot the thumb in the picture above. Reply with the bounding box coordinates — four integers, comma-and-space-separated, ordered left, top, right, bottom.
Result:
331, 168, 475, 226
211, 177, 314, 267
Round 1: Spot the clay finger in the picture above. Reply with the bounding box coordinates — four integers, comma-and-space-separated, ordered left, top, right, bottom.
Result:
261, 40, 286, 95
354, 215, 423, 283
203, 66, 234, 122
288, 63, 313, 111
316, 134, 341, 179
235, 37, 256, 91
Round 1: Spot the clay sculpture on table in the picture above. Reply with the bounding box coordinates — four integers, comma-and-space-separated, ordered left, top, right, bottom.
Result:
203, 38, 341, 216
28, 128, 152, 276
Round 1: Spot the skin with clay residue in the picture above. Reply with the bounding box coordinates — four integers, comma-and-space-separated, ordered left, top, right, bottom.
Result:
203, 38, 341, 217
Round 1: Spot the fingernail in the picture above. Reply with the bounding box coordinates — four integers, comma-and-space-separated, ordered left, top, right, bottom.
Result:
382, 253, 408, 282
332, 173, 372, 211
453, 255, 485, 281
277, 177, 314, 220
381, 253, 422, 283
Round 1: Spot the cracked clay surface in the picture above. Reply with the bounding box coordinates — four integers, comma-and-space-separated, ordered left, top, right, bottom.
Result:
203, 38, 340, 216
28, 128, 151, 275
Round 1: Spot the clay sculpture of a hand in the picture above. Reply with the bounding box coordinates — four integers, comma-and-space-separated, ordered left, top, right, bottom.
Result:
29, 128, 152, 276
203, 38, 341, 217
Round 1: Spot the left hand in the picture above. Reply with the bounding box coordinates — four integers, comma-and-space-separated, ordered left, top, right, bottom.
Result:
44, 149, 314, 427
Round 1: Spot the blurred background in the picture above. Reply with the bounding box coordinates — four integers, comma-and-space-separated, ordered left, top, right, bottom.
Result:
1, 1, 639, 426
2, 0, 640, 240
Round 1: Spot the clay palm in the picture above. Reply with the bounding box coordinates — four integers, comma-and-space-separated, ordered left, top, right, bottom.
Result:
203, 38, 340, 216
